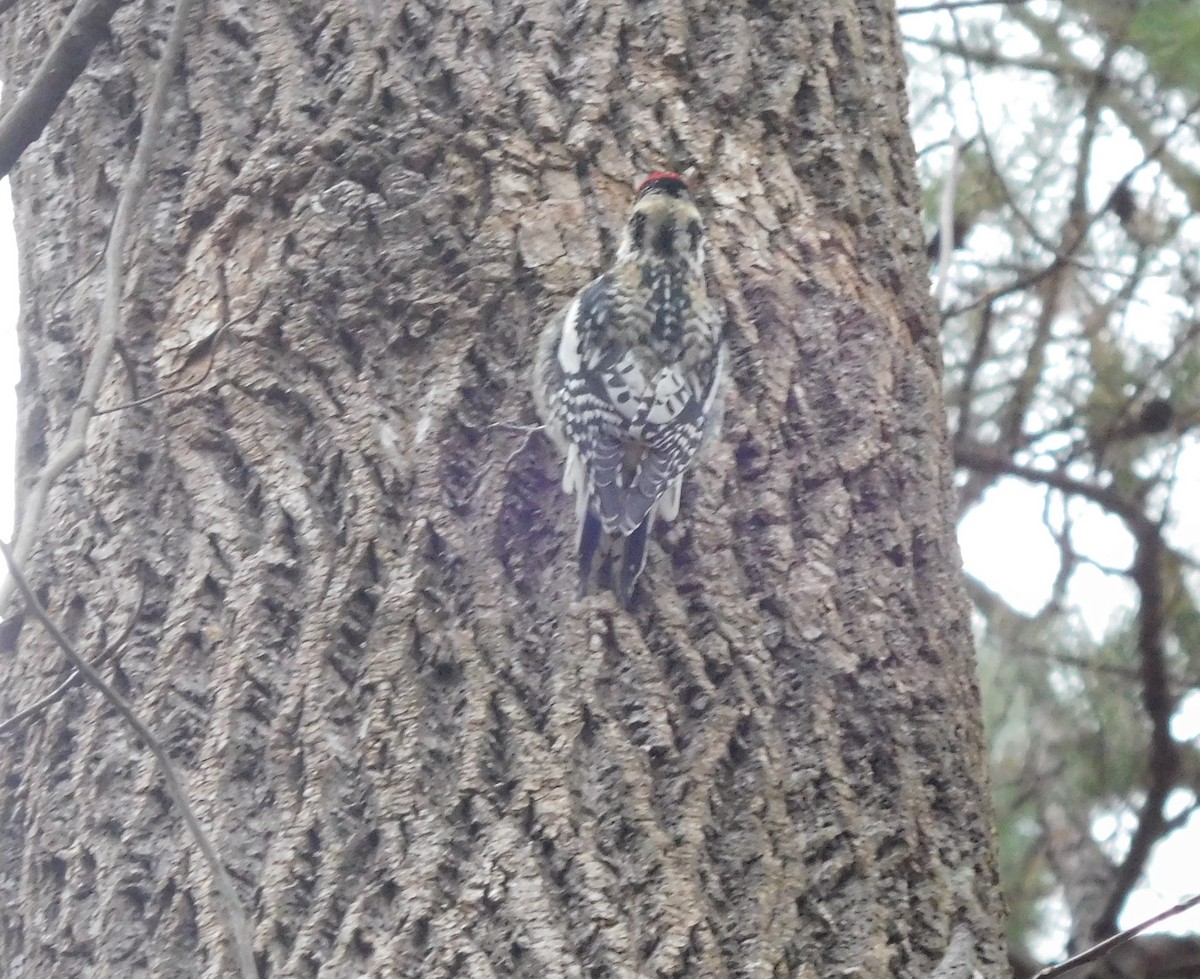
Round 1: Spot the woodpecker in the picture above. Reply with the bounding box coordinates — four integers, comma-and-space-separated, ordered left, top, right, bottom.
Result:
533, 172, 726, 606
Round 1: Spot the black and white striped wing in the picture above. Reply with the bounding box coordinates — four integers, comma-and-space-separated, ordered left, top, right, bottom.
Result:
557, 275, 723, 535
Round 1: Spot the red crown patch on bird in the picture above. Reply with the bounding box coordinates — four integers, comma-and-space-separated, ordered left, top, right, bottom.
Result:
636, 171, 691, 198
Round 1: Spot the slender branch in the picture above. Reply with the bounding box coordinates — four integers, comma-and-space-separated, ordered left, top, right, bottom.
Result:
1008, 7, 1200, 213
991, 45, 1114, 454
1008, 645, 1142, 682
46, 250, 105, 319
954, 444, 1146, 527
0, 0, 129, 177
1095, 523, 1179, 937
904, 35, 1072, 75
898, 0, 1031, 14
1067, 40, 1119, 233
0, 541, 258, 979
0, 568, 145, 735
2, 5, 257, 970
1033, 893, 1200, 979
1041, 491, 1076, 615
951, 300, 993, 443
909, 30, 1200, 215
944, 11, 1055, 256
93, 321, 228, 415
0, 0, 193, 611
0, 650, 113, 733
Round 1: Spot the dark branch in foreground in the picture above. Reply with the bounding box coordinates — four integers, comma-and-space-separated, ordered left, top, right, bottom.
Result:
1033, 893, 1200, 979
0, 541, 259, 979
0, 0, 129, 177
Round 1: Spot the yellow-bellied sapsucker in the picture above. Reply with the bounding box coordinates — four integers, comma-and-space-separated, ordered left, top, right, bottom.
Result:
534, 172, 726, 606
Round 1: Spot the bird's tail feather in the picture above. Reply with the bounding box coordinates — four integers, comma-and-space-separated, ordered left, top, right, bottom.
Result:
616, 514, 652, 608
578, 510, 603, 598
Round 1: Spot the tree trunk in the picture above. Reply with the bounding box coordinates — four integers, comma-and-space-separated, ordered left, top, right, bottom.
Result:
0, 0, 1008, 976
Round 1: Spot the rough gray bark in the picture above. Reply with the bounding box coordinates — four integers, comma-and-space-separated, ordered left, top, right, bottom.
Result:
0, 0, 1007, 977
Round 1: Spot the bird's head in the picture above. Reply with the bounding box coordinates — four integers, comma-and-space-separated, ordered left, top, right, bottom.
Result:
618, 171, 706, 269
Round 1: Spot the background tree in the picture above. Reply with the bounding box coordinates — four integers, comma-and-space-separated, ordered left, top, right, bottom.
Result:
0, 0, 1008, 976
902, 1, 1200, 974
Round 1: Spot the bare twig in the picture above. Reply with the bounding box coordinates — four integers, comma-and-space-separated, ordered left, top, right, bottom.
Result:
0, 541, 258, 978
0, 0, 129, 177
1033, 892, 1200, 979
0, 650, 111, 733
943, 11, 1200, 212
93, 321, 227, 415
47, 250, 105, 316
1041, 490, 1075, 615
0, 568, 145, 735
899, 0, 1030, 14
1095, 524, 1179, 937
95, 263, 234, 415
1008, 645, 1142, 682
954, 444, 1146, 527
501, 424, 540, 469
944, 12, 1055, 256
0, 0, 194, 611
995, 41, 1116, 453
951, 300, 993, 443
903, 35, 1069, 75
485, 419, 544, 433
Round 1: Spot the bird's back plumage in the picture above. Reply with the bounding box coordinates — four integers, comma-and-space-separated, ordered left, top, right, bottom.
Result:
534, 174, 725, 605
